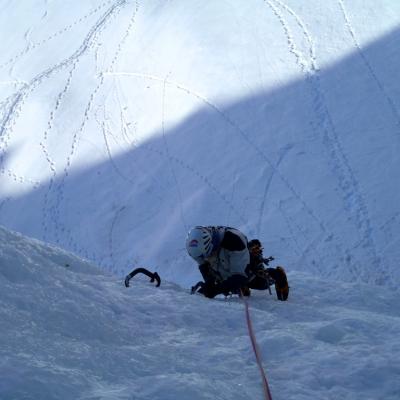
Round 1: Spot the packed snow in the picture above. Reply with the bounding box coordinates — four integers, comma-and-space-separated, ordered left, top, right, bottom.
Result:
1, 226, 400, 399
1, 0, 400, 399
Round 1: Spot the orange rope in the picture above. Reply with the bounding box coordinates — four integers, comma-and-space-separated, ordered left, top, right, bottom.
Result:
242, 295, 273, 400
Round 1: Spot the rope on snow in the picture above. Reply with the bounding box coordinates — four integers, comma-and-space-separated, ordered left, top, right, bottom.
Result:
241, 294, 273, 400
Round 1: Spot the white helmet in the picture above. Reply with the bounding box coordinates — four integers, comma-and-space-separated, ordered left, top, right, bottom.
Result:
186, 226, 214, 261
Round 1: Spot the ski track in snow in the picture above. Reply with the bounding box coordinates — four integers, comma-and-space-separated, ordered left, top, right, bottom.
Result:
90, 1, 170, 271
278, 201, 303, 257
100, 116, 138, 185
278, 197, 325, 275
255, 145, 291, 238
106, 90, 168, 197
105, 76, 243, 272
106, 71, 329, 236
99, 108, 166, 272
265, 0, 382, 279
225, 172, 238, 226
104, 72, 250, 227
136, 126, 249, 226
338, 0, 400, 140
161, 72, 189, 233
108, 205, 126, 272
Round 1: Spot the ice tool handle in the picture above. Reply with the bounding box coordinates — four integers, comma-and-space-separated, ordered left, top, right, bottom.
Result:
124, 267, 161, 288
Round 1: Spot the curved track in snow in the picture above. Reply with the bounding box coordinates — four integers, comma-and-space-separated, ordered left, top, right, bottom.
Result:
265, 0, 382, 276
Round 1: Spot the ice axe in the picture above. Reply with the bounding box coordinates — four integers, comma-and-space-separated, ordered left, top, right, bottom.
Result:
124, 267, 161, 288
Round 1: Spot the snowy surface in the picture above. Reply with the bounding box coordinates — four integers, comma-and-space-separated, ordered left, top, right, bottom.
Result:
1, 225, 400, 400
1, 0, 400, 398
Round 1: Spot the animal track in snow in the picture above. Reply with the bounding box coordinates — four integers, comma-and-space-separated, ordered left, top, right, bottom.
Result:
338, 0, 400, 138
48, 0, 138, 261
265, 0, 382, 273
105, 71, 328, 231
0, 1, 114, 71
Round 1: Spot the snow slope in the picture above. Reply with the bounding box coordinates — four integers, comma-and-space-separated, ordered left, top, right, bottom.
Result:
1, 225, 400, 400
0, 0, 400, 287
